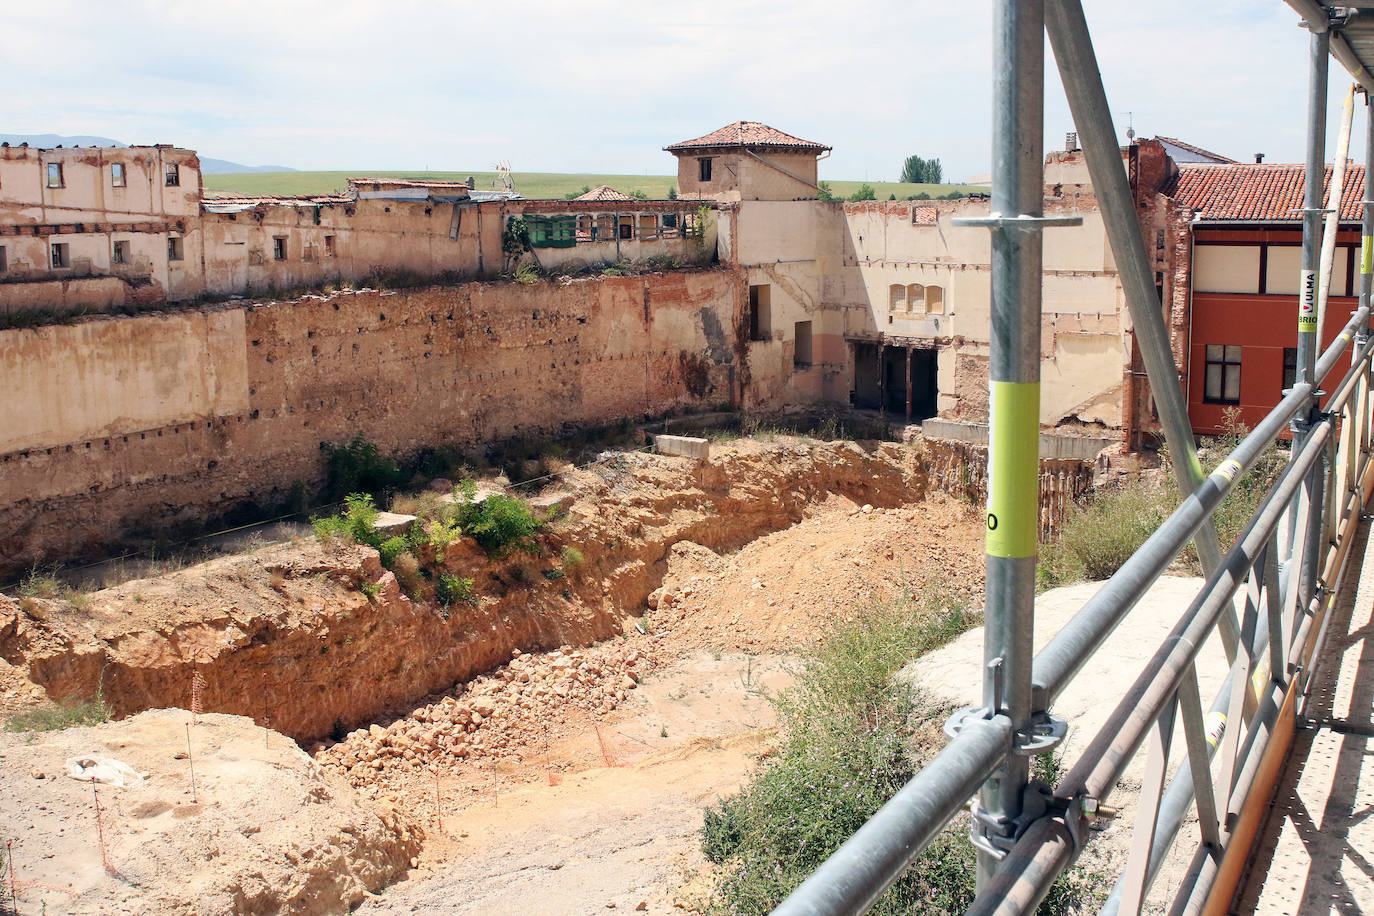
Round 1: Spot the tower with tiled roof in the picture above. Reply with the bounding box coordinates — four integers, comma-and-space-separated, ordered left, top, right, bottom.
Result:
664, 120, 831, 202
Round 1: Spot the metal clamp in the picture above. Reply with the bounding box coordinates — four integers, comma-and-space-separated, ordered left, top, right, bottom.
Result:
950, 213, 1083, 230
968, 780, 1055, 860
944, 706, 1067, 757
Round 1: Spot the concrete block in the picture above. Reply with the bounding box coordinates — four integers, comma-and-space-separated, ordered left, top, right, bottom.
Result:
528, 491, 574, 514
372, 512, 417, 537
653, 434, 710, 460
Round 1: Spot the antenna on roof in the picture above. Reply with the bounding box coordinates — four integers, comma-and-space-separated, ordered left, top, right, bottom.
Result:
1125, 111, 1135, 143
492, 161, 515, 193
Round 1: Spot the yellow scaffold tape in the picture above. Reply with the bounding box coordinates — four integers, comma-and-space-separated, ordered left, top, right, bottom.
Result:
1363, 235, 1372, 276
987, 380, 1040, 559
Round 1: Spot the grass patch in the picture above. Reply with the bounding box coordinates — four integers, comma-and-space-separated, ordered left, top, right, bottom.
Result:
699, 582, 1100, 914
698, 583, 986, 914
5, 697, 109, 733
1039, 412, 1286, 591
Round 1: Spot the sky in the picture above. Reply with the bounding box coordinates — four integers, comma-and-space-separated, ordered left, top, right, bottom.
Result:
1, 1, 1365, 181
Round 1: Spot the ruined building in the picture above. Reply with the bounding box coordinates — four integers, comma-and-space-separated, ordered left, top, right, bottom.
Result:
0, 122, 1308, 572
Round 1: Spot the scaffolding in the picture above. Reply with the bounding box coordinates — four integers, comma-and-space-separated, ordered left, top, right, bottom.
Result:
771, 2, 1374, 913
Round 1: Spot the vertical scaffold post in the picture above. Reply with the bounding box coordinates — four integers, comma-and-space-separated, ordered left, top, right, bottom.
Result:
1359, 98, 1374, 456
1295, 19, 1330, 607
979, 0, 1045, 889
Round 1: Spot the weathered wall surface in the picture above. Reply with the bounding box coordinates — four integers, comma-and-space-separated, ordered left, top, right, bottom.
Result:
0, 270, 746, 575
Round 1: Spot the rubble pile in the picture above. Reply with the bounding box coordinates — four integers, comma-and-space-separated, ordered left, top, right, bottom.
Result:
318, 638, 656, 794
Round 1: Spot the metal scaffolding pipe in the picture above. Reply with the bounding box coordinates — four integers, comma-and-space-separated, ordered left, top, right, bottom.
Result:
1045, 0, 1224, 576
976, 0, 1045, 887
1296, 24, 1332, 621
970, 426, 1332, 914
1317, 83, 1356, 351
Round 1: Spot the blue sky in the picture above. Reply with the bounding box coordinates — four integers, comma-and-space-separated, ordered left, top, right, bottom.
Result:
2, 1, 1362, 180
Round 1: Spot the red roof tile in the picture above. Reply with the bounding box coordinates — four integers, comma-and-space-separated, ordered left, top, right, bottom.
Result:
574, 185, 638, 201
1169, 163, 1366, 222
665, 120, 830, 154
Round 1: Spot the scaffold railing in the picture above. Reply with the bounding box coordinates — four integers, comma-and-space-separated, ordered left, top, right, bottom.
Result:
771, 2, 1374, 914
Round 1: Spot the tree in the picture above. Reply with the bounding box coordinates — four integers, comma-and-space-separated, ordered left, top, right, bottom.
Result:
849, 183, 877, 202
899, 154, 943, 185
817, 181, 837, 201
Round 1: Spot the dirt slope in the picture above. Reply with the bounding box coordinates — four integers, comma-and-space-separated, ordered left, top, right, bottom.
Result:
0, 709, 419, 916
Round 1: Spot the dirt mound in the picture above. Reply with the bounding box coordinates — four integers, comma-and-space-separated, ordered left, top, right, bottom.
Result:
650, 493, 985, 653
0, 708, 420, 916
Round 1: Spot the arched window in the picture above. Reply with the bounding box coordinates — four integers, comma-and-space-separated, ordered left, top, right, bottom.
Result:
926, 285, 945, 315
889, 284, 906, 312
907, 284, 925, 313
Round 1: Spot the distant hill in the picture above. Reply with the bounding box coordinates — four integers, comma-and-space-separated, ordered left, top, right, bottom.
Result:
197, 157, 297, 174
0, 133, 295, 174
0, 132, 126, 148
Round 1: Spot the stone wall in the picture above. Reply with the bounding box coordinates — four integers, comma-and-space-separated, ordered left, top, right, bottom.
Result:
0, 269, 748, 575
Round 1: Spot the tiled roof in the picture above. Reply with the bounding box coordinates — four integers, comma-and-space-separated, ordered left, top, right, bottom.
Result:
913, 206, 938, 225
664, 121, 831, 153
574, 185, 638, 201
1168, 163, 1366, 222
1154, 136, 1236, 164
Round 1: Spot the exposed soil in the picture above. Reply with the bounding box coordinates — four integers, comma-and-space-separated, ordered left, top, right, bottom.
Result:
0, 709, 419, 915
0, 438, 938, 744
0, 435, 995, 914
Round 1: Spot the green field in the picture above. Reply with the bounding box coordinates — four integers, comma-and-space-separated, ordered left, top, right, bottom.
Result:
202, 169, 986, 202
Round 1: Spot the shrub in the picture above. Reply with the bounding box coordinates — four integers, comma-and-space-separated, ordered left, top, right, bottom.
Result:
561, 545, 585, 571
378, 536, 409, 568
422, 517, 463, 563
456, 491, 542, 557
436, 573, 475, 607
19, 567, 63, 599
311, 493, 385, 549
321, 435, 403, 503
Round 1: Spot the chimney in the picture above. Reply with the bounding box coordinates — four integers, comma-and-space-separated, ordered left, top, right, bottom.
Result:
1066, 131, 1079, 151
1255, 153, 1265, 163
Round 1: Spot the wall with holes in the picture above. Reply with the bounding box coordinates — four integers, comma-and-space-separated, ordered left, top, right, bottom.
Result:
0, 269, 748, 574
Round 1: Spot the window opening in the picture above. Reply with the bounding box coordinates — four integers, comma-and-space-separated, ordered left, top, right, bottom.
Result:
698, 158, 713, 182
1203, 344, 1242, 404
46, 162, 64, 188
749, 284, 772, 341
50, 242, 70, 269
273, 237, 287, 261
794, 321, 813, 367
165, 163, 180, 187
167, 237, 184, 261
112, 240, 129, 265
111, 162, 126, 187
